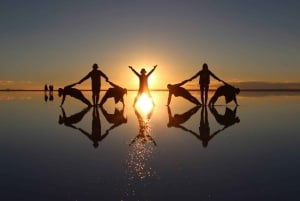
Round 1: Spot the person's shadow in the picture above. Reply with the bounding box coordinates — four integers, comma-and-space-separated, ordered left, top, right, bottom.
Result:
58, 106, 91, 129
167, 105, 200, 133
100, 105, 127, 134
130, 106, 156, 146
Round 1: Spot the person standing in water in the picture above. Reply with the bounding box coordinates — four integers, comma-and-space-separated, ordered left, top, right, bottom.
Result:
189, 63, 223, 105
78, 63, 109, 106
129, 65, 157, 106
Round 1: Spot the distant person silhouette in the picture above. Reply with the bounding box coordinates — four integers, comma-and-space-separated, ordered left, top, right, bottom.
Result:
130, 106, 156, 146
189, 63, 223, 105
58, 106, 91, 129
99, 81, 127, 106
77, 106, 109, 148
78, 63, 109, 105
129, 65, 157, 106
167, 106, 200, 132
58, 83, 92, 106
209, 105, 240, 130
100, 105, 127, 132
209, 82, 240, 106
167, 79, 201, 106
44, 84, 48, 92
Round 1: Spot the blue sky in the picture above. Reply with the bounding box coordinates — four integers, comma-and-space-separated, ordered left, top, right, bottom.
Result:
0, 0, 299, 89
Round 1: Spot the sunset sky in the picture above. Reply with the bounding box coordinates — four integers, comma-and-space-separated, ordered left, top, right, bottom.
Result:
1, 0, 299, 90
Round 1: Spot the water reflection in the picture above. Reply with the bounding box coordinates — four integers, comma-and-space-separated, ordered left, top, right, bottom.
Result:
166, 105, 240, 148
124, 105, 158, 200
58, 106, 91, 129
59, 105, 127, 148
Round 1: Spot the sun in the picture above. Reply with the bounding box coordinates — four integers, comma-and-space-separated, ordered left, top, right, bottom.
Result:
136, 93, 154, 114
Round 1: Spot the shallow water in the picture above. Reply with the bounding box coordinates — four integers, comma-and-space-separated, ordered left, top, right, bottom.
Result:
0, 91, 299, 201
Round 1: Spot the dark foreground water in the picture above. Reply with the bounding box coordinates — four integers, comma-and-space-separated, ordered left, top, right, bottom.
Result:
0, 91, 299, 201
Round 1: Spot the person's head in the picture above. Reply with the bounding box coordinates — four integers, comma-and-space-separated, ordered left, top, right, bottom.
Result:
92, 63, 98, 69
58, 88, 64, 97
235, 88, 240, 95
235, 117, 240, 123
93, 142, 99, 148
167, 84, 172, 90
140, 68, 146, 74
202, 63, 208, 70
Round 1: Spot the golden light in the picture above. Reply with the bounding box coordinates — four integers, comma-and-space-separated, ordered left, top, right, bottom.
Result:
136, 93, 154, 114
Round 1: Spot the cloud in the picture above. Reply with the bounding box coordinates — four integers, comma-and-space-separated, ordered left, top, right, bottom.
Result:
0, 80, 15, 85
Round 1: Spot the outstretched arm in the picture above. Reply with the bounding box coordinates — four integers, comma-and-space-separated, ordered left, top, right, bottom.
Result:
78, 73, 90, 84
147, 65, 157, 76
209, 70, 222, 82
129, 66, 140, 77
188, 71, 200, 81
101, 71, 109, 82
177, 79, 190, 87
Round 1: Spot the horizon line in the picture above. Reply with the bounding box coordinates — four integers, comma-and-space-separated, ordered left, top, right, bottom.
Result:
1, 89, 300, 92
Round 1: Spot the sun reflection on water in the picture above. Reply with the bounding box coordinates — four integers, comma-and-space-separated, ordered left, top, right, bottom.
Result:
123, 105, 158, 199
136, 93, 154, 115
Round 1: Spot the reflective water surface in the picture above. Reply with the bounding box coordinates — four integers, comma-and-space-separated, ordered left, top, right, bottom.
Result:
0, 91, 300, 201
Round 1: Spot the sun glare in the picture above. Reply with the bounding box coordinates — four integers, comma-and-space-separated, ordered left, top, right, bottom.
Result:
136, 93, 154, 114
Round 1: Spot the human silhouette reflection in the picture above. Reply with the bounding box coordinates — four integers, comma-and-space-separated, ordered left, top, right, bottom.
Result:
167, 106, 200, 133
58, 106, 91, 129
209, 105, 240, 130
44, 93, 48, 102
100, 81, 127, 106
130, 107, 157, 146
77, 106, 109, 148
197, 106, 223, 147
100, 105, 127, 133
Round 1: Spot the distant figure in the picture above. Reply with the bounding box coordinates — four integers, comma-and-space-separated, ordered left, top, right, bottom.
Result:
167, 79, 201, 106
209, 83, 240, 106
49, 85, 54, 92
58, 83, 92, 106
100, 81, 127, 106
189, 63, 223, 105
129, 65, 157, 106
78, 63, 109, 105
44, 84, 48, 92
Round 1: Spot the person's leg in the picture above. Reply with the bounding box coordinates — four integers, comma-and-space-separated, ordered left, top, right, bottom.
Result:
100, 93, 109, 106
200, 86, 205, 105
204, 87, 208, 105
209, 94, 218, 106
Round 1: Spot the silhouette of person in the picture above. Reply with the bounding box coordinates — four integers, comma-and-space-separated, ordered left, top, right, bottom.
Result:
167, 106, 200, 132
100, 105, 127, 132
58, 106, 91, 129
99, 81, 127, 106
77, 106, 109, 148
44, 84, 48, 92
78, 63, 109, 105
189, 63, 223, 105
44, 93, 48, 102
129, 65, 157, 106
130, 107, 157, 146
167, 79, 201, 106
209, 82, 240, 106
58, 83, 92, 106
209, 105, 240, 130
